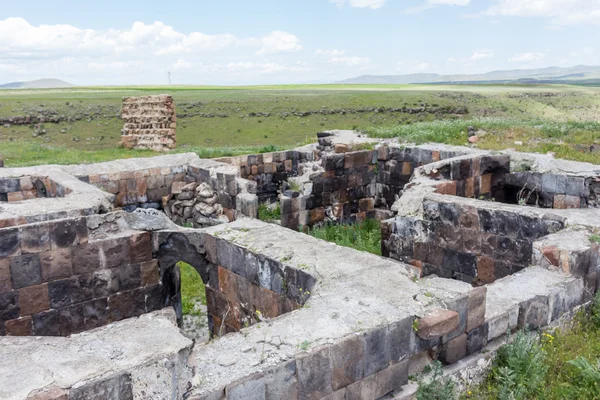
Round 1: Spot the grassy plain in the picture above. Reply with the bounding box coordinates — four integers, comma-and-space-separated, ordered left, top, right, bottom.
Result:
0, 84, 599, 166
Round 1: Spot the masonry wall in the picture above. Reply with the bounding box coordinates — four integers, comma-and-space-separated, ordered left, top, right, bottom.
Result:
0, 216, 163, 336
217, 150, 314, 202
0, 176, 71, 202
503, 172, 592, 208
120, 95, 177, 152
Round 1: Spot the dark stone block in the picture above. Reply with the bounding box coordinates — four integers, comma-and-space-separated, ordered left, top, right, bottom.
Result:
114, 264, 141, 292
364, 325, 390, 377
128, 232, 152, 264
0, 291, 19, 322
19, 224, 50, 254
477, 209, 496, 234
102, 239, 130, 269
83, 298, 108, 330
50, 218, 87, 248
330, 334, 365, 390
438, 202, 459, 226
565, 177, 585, 196
108, 288, 145, 322
0, 178, 20, 192
388, 317, 412, 363
72, 242, 102, 275
229, 245, 247, 279
296, 345, 333, 399
442, 249, 477, 277
33, 309, 60, 336
48, 275, 94, 309
144, 283, 164, 312
518, 215, 542, 240
518, 295, 549, 330
493, 211, 520, 238
0, 228, 20, 258
10, 254, 42, 289
58, 303, 85, 335
69, 372, 133, 400
466, 322, 488, 355
542, 174, 567, 195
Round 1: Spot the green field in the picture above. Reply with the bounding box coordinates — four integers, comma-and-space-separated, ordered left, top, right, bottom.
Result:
1, 84, 599, 166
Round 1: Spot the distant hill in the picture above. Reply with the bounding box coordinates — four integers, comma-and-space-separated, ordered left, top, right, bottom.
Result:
336, 65, 600, 85
0, 79, 75, 89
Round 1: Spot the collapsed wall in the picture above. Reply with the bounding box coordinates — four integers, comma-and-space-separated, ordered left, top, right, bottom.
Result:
120, 94, 177, 152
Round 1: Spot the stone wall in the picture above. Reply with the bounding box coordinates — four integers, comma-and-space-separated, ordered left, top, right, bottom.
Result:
503, 172, 593, 208
0, 213, 163, 336
120, 95, 176, 152
217, 150, 314, 202
0, 176, 71, 202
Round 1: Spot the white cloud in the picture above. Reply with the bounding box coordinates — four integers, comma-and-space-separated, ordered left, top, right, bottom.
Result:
256, 31, 302, 55
469, 50, 495, 61
508, 52, 545, 62
427, 0, 470, 5
226, 61, 308, 75
483, 0, 600, 25
316, 49, 370, 66
331, 0, 387, 9
172, 59, 192, 69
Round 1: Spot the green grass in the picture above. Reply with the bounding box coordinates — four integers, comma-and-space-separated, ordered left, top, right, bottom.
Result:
2, 84, 600, 166
258, 203, 281, 221
307, 219, 382, 255
465, 293, 600, 400
179, 261, 206, 317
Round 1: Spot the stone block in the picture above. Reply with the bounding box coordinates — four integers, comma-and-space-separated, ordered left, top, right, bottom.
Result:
0, 228, 20, 258
19, 224, 50, 254
440, 333, 467, 364
518, 295, 549, 330
32, 309, 60, 336
549, 278, 584, 322
113, 263, 141, 292
48, 275, 93, 309
141, 259, 160, 286
345, 360, 408, 400
26, 385, 68, 400
226, 373, 266, 400
58, 303, 85, 335
466, 286, 486, 332
108, 288, 145, 322
101, 238, 130, 269
69, 372, 133, 400
467, 322, 488, 355
18, 283, 49, 316
417, 309, 459, 340
128, 232, 152, 264
477, 256, 494, 285
10, 254, 42, 289
387, 316, 412, 362
364, 325, 390, 377
442, 294, 468, 342
5, 316, 33, 336
296, 345, 333, 400
0, 258, 11, 292
330, 334, 365, 390
49, 218, 87, 248
72, 242, 102, 275
0, 291, 19, 322
39, 248, 73, 282
264, 360, 298, 400
83, 298, 108, 330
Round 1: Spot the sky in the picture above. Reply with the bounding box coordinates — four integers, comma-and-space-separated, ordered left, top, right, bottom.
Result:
1, 0, 599, 85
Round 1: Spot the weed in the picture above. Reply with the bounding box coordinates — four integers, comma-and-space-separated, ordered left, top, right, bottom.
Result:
258, 203, 281, 221
416, 361, 456, 400
307, 219, 381, 255
589, 234, 600, 244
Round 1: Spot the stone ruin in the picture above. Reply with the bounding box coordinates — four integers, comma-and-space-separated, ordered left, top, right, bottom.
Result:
120, 95, 177, 152
1, 130, 600, 399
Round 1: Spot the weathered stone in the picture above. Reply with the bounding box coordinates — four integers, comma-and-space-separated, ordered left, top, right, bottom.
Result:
264, 360, 298, 400
39, 248, 73, 282
466, 322, 488, 355
18, 283, 49, 316
10, 254, 42, 289
417, 309, 459, 340
5, 316, 33, 336
0, 228, 20, 258
0, 258, 11, 292
26, 385, 68, 400
70, 372, 133, 400
466, 286, 486, 332
49, 218, 87, 248
364, 325, 389, 377
518, 295, 549, 330
72, 242, 102, 275
330, 334, 364, 390
226, 373, 265, 400
128, 232, 152, 264
32, 309, 60, 336
296, 345, 333, 399
0, 291, 19, 322
108, 288, 145, 322
440, 333, 467, 365
19, 224, 50, 254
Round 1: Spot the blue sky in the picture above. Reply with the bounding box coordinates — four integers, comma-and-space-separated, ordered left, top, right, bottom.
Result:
1, 0, 598, 85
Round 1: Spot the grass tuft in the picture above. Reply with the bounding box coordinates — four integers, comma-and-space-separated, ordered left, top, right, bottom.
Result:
307, 219, 381, 255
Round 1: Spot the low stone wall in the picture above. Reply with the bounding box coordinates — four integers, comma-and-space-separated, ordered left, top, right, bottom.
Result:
120, 95, 177, 151
504, 172, 592, 208
216, 150, 314, 202
0, 175, 71, 202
